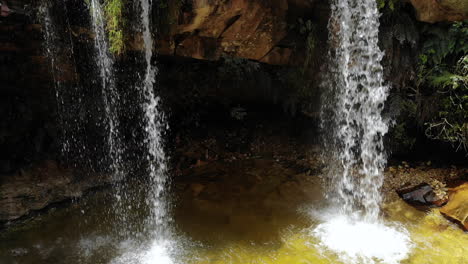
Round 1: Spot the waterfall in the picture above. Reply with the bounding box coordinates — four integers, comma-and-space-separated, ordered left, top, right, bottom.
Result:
42, 0, 173, 261
89, 0, 124, 178
322, 0, 389, 223
87, 0, 171, 251
314, 0, 412, 262
138, 0, 171, 244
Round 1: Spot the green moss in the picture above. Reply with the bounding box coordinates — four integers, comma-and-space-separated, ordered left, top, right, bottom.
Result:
377, 0, 401, 11
104, 0, 125, 55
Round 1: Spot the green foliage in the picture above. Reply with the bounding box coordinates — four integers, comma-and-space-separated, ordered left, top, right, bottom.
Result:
83, 0, 126, 55
418, 22, 468, 152
377, 0, 401, 11
419, 22, 468, 66
104, 0, 125, 55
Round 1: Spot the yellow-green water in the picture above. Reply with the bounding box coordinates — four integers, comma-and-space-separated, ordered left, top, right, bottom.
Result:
1, 160, 466, 264
179, 201, 467, 264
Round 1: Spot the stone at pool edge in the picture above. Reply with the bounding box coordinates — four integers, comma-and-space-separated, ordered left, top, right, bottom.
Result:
397, 183, 448, 208
440, 183, 468, 231
0, 160, 114, 223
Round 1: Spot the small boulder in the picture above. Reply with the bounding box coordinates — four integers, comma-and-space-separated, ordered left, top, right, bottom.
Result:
397, 183, 448, 207
440, 183, 468, 231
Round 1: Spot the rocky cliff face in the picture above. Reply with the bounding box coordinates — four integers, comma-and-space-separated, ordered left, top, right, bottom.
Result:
0, 3, 58, 174
154, 0, 329, 65
409, 0, 468, 23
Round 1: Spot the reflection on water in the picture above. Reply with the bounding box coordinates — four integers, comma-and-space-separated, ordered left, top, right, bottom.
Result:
1, 160, 467, 264
183, 200, 467, 264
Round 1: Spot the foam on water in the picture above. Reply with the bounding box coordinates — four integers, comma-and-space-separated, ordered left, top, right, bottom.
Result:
141, 240, 174, 264
313, 215, 412, 264
111, 239, 175, 264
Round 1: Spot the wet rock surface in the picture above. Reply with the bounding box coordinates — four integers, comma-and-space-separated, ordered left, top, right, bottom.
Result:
397, 183, 447, 207
0, 160, 113, 224
383, 163, 467, 202
440, 183, 468, 231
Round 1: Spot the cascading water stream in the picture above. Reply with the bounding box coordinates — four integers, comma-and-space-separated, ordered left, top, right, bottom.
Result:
40, 3, 67, 152
40, 1, 88, 167
314, 0, 412, 263
136, 0, 173, 261
87, 1, 172, 258
89, 0, 124, 178
325, 0, 389, 223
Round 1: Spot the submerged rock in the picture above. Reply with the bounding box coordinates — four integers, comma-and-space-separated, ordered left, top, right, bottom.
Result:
440, 183, 468, 231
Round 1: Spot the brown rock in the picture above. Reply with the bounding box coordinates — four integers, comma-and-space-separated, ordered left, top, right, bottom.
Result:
259, 47, 293, 65
190, 183, 205, 197
440, 183, 468, 231
397, 183, 448, 207
176, 35, 219, 60
159, 0, 290, 63
0, 161, 113, 223
409, 0, 468, 23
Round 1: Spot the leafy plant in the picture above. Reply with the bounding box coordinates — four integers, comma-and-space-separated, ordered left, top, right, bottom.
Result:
377, 0, 401, 11
83, 0, 126, 55
418, 22, 468, 152
424, 55, 468, 151
104, 0, 125, 55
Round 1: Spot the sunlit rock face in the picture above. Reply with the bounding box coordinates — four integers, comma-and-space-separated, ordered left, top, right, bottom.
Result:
409, 0, 468, 23
440, 183, 468, 231
155, 0, 328, 65
178, 0, 288, 62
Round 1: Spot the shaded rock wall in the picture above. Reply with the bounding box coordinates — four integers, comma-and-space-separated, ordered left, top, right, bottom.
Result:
0, 6, 58, 174
0, 160, 113, 223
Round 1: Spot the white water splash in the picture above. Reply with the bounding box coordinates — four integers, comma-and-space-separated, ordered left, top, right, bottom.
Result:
111, 239, 174, 264
141, 240, 174, 264
313, 216, 411, 264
